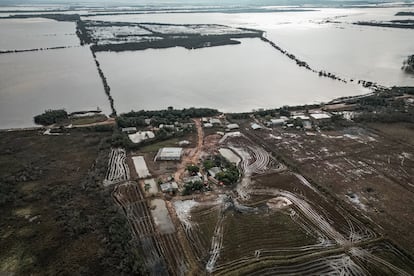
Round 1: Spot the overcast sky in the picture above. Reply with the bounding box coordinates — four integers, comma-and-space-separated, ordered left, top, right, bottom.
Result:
0, 0, 411, 7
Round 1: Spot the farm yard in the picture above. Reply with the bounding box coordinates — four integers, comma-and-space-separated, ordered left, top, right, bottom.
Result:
102, 115, 414, 275
2, 112, 412, 275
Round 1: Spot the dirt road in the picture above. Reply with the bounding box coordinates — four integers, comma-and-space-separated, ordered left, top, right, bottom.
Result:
174, 118, 204, 182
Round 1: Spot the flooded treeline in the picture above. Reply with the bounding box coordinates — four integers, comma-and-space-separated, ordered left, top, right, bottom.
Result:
91, 50, 117, 116
261, 36, 381, 89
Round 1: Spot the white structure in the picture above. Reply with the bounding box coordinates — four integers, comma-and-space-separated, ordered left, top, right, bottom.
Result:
208, 167, 222, 178
128, 131, 155, 143
160, 182, 179, 193
269, 118, 287, 126
310, 113, 332, 120
226, 123, 239, 130
155, 147, 183, 161
210, 118, 221, 125
121, 127, 137, 134
132, 156, 151, 178
178, 140, 191, 146
204, 123, 213, 128
292, 115, 310, 120
251, 123, 262, 130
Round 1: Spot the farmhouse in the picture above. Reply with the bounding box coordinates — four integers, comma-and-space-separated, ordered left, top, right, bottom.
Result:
251, 123, 262, 130
310, 113, 332, 121
268, 118, 286, 126
155, 147, 183, 161
226, 123, 239, 130
121, 127, 137, 134
160, 181, 179, 193
208, 167, 222, 178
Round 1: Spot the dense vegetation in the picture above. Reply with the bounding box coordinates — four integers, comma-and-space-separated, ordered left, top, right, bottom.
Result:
203, 155, 240, 186
117, 107, 219, 128
34, 109, 68, 126
402, 55, 414, 74
354, 87, 414, 123
0, 130, 145, 275
354, 21, 414, 29
91, 36, 243, 52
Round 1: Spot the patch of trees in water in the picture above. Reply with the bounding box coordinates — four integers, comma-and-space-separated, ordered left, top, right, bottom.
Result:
402, 55, 414, 74
260, 37, 348, 83
354, 20, 414, 29
395, 12, 414, 16
91, 35, 244, 52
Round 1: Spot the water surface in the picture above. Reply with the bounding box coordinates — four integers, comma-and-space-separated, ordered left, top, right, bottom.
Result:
97, 38, 368, 113
0, 47, 110, 129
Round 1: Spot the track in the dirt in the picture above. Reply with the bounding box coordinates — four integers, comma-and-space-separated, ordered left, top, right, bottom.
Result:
104, 148, 130, 186
113, 181, 188, 275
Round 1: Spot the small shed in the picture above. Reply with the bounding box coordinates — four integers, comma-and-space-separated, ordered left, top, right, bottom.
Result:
226, 123, 239, 130
251, 123, 262, 130
121, 127, 137, 134
160, 182, 179, 193
208, 167, 222, 178
155, 147, 183, 161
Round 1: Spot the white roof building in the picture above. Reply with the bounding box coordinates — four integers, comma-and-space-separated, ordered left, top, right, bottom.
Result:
210, 118, 221, 125
121, 127, 137, 134
227, 123, 239, 130
251, 123, 262, 130
160, 182, 179, 193
208, 167, 222, 178
310, 113, 332, 120
155, 147, 183, 161
203, 123, 213, 128
292, 115, 310, 120
128, 131, 155, 144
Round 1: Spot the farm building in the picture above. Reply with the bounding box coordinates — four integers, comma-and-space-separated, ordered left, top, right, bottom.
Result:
270, 119, 285, 126
160, 182, 179, 193
251, 123, 262, 130
292, 114, 310, 120
303, 121, 312, 130
210, 118, 221, 125
132, 156, 151, 178
310, 113, 332, 121
208, 167, 222, 178
178, 140, 191, 146
128, 131, 155, 144
184, 175, 203, 184
121, 127, 137, 134
226, 123, 239, 130
155, 147, 183, 161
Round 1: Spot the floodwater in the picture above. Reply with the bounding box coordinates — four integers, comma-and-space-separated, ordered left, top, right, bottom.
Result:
0, 18, 79, 50
0, 47, 110, 129
88, 7, 414, 86
97, 38, 368, 113
1, 7, 413, 128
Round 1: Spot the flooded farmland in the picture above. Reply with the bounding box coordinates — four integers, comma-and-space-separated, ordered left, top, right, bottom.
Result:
0, 17, 78, 50
0, 47, 110, 129
89, 7, 414, 87
96, 38, 368, 113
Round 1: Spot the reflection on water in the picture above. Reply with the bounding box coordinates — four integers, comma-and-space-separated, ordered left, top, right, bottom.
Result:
0, 47, 110, 129
97, 38, 368, 114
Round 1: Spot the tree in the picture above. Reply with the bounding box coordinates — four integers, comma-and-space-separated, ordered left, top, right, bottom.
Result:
34, 109, 68, 126
187, 165, 200, 174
